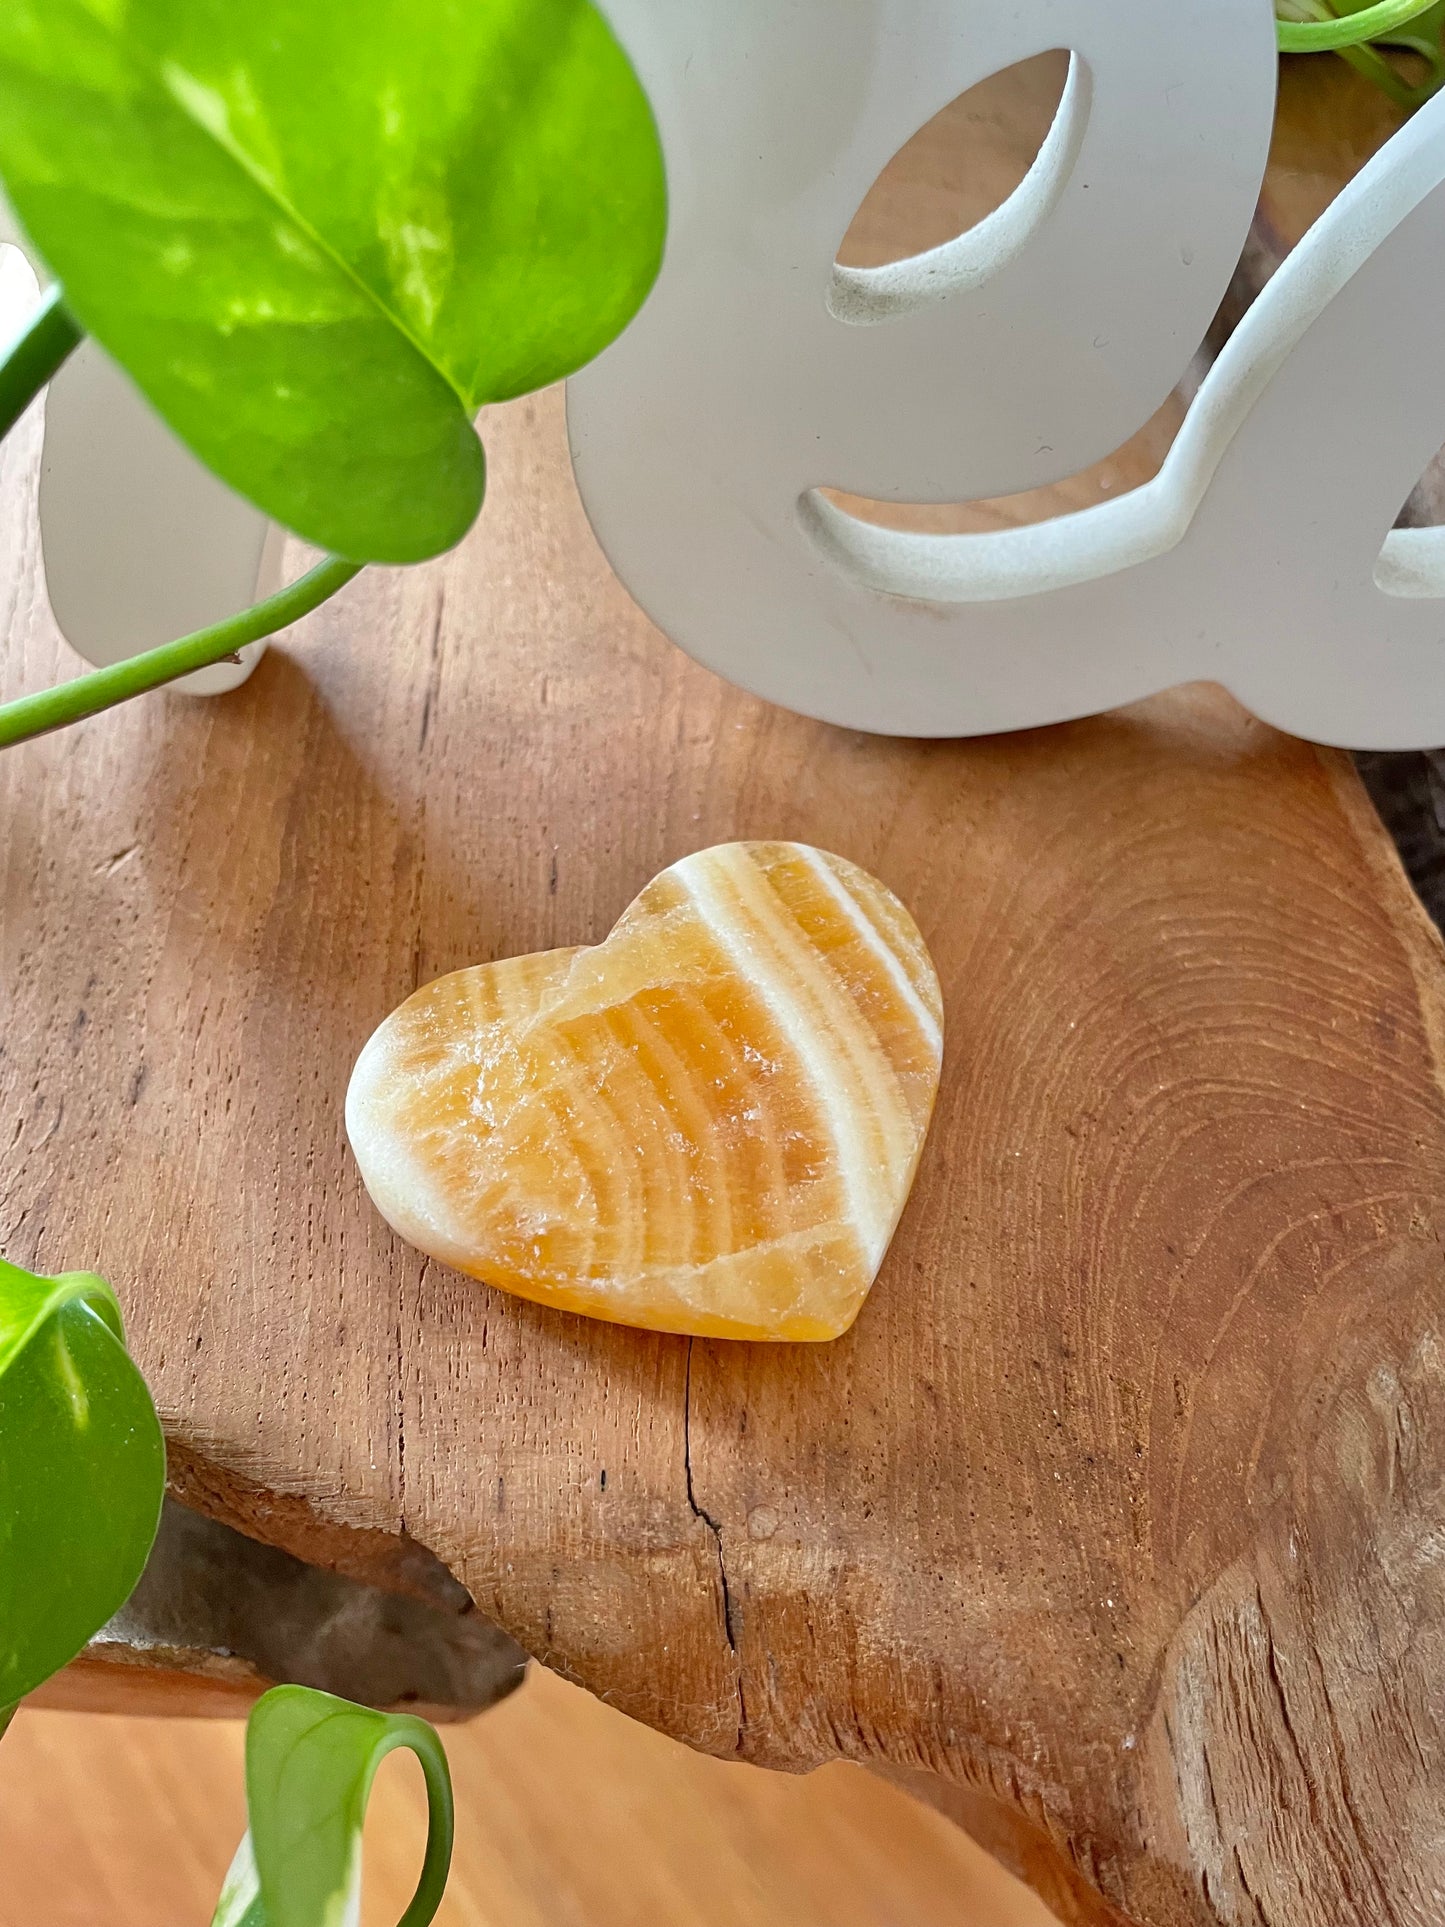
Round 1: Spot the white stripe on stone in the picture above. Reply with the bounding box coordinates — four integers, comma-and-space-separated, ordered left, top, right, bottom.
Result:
675, 847, 894, 1269
799, 847, 943, 1061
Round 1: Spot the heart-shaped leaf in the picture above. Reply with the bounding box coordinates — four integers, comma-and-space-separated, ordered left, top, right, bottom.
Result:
211, 1686, 454, 1927
0, 0, 666, 563
0, 1257, 165, 1707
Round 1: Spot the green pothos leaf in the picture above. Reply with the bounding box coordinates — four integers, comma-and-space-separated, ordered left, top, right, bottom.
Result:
0, 0, 666, 564
212, 1686, 455, 1927
0, 1256, 165, 1706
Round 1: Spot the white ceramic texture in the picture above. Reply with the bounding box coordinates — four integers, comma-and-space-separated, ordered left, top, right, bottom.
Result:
40, 344, 277, 694
570, 0, 1445, 749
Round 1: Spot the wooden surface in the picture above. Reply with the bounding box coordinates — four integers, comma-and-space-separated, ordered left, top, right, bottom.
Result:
0, 1665, 1055, 1927
3, 56, 1443, 1927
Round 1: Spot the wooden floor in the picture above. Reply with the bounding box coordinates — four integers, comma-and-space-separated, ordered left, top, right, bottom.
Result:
0, 1666, 1056, 1927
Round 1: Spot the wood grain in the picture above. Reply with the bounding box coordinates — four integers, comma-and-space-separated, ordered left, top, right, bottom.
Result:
0, 1665, 1056, 1927
3, 55, 1443, 1927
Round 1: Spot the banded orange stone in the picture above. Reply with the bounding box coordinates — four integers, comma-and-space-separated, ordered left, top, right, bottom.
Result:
345, 843, 943, 1340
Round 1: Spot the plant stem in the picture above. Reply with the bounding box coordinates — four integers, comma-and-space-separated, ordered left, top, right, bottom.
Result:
1278, 0, 1441, 50
0, 287, 82, 440
0, 554, 362, 749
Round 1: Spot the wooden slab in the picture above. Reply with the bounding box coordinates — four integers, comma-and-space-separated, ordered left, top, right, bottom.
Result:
4, 55, 1443, 1927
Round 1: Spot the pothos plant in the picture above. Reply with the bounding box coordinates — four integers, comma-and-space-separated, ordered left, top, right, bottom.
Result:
0, 0, 666, 746
0, 1256, 452, 1926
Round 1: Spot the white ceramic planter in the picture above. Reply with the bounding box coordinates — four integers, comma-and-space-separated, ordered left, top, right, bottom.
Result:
7, 0, 1445, 746
39, 342, 281, 696
571, 0, 1445, 749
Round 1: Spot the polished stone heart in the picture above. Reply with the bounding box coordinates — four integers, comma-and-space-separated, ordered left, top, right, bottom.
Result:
346, 842, 942, 1340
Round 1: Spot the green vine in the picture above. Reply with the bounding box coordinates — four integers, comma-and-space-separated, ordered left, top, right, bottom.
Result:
1278, 0, 1439, 50
0, 552, 361, 748
1278, 0, 1445, 103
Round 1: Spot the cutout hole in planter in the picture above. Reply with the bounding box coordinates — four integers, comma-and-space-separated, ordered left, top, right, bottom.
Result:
1376, 443, 1445, 599
830, 49, 1076, 325
812, 391, 1184, 543
1397, 445, 1445, 532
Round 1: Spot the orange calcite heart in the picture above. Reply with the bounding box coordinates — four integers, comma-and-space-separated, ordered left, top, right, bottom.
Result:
346, 842, 943, 1341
